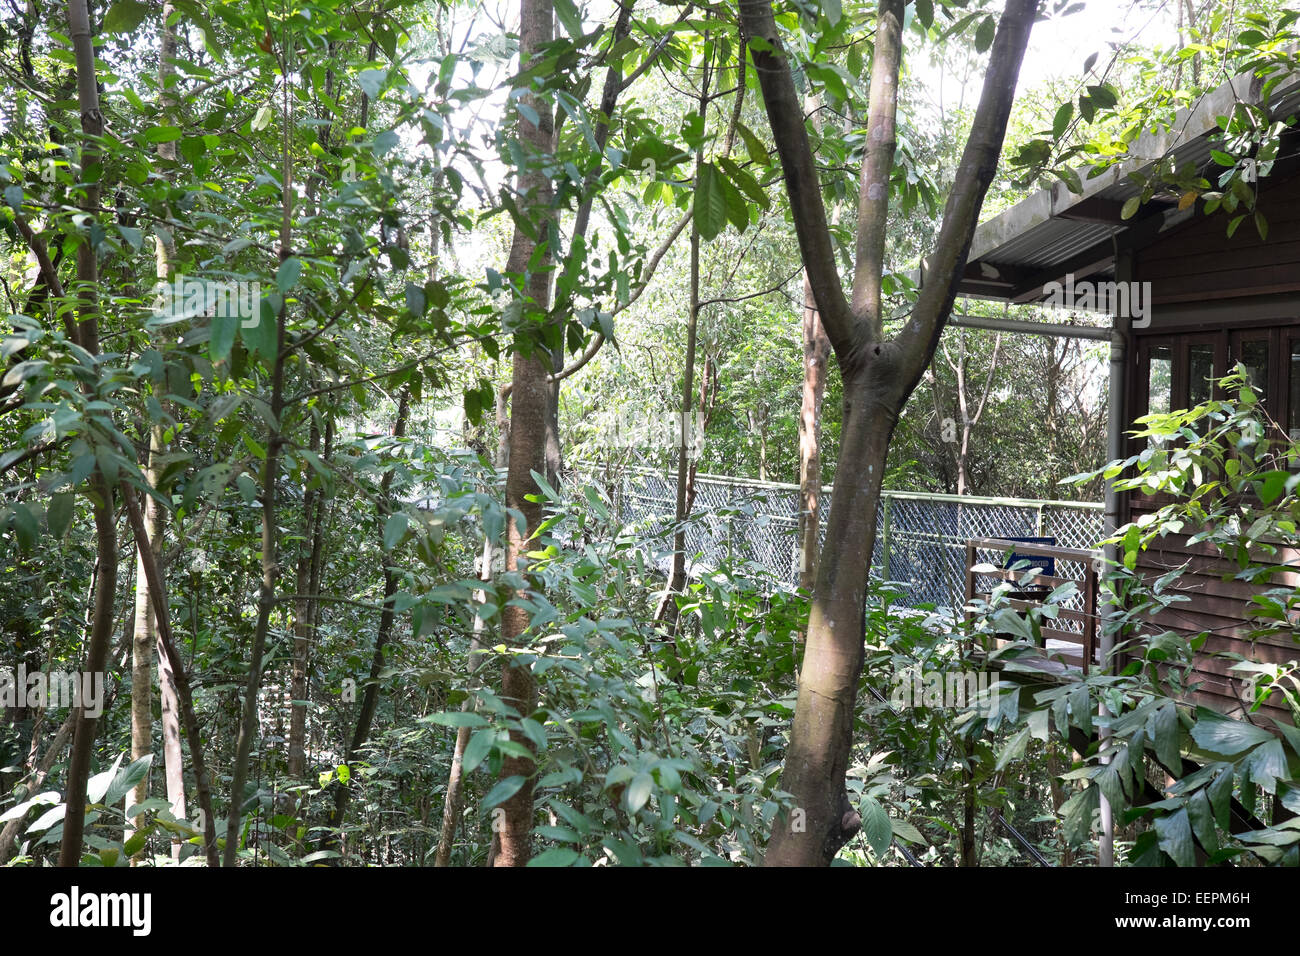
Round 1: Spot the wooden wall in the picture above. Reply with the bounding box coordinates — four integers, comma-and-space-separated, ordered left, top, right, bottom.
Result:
1137, 172, 1300, 304
1124, 497, 1297, 728
1121, 169, 1300, 729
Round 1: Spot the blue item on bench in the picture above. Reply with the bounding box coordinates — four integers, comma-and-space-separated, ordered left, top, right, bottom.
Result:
1003, 536, 1056, 577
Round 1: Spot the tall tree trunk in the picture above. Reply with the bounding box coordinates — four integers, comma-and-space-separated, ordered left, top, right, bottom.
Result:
739, 0, 1036, 865
128, 1, 184, 862
492, 0, 560, 868
481, 0, 661, 864
224, 48, 294, 865
433, 535, 493, 867
58, 0, 119, 869
655, 199, 702, 628
288, 419, 322, 778
127, 462, 162, 857
122, 486, 220, 866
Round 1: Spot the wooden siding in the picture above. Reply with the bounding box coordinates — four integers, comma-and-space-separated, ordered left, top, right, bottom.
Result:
1124, 499, 1297, 727
1121, 169, 1300, 728
1137, 173, 1300, 304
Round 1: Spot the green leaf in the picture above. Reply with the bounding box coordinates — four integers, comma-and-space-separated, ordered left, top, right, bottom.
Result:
117, 225, 143, 252
251, 105, 273, 132
717, 157, 769, 210
1052, 102, 1074, 140
1189, 707, 1274, 756
241, 298, 277, 362
142, 126, 183, 144
820, 0, 842, 26
974, 16, 995, 53
693, 163, 727, 241
276, 257, 302, 294
1087, 83, 1118, 109
1060, 785, 1099, 844
1120, 195, 1141, 220
47, 492, 75, 538
720, 172, 749, 232
735, 122, 770, 167
861, 796, 892, 857
463, 728, 496, 774
1186, 789, 1219, 854
301, 850, 342, 864
421, 711, 488, 729
104, 755, 153, 808
87, 755, 125, 806
27, 804, 66, 833
356, 69, 387, 101
1244, 738, 1287, 792
914, 0, 934, 30
890, 818, 926, 845
1152, 702, 1181, 770
1259, 469, 1288, 505
1206, 766, 1233, 830
996, 726, 1031, 771
1153, 808, 1195, 867
527, 847, 580, 867
208, 311, 238, 363
383, 512, 409, 551
104, 0, 152, 34
553, 0, 583, 38
482, 775, 526, 809
626, 772, 654, 813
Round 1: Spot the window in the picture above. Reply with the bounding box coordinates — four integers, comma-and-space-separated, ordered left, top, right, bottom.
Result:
1133, 325, 1299, 453
1148, 344, 1172, 415
1288, 333, 1300, 442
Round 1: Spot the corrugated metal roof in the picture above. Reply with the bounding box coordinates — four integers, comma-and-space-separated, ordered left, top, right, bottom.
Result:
983, 220, 1121, 270
953, 62, 1300, 299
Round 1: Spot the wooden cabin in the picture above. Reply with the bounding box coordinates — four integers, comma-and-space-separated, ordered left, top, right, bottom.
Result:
946, 66, 1300, 728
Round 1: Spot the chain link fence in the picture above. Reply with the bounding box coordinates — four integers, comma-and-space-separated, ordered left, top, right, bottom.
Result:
579, 465, 1103, 613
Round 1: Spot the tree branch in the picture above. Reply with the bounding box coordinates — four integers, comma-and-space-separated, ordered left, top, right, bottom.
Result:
849, 0, 902, 338
738, 0, 855, 356
893, 0, 1038, 389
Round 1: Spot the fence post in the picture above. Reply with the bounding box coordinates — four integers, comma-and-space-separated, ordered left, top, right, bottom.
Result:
727, 484, 736, 566
1036, 502, 1045, 537
880, 494, 893, 578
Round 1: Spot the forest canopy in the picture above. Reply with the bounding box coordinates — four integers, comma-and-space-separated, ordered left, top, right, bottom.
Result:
1, 0, 1299, 881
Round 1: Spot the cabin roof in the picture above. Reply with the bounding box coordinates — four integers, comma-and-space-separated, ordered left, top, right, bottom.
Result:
941, 63, 1300, 303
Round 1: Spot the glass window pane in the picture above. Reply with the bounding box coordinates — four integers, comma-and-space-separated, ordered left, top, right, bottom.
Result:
1290, 342, 1300, 442
1148, 345, 1172, 415
1239, 339, 1269, 406
1189, 344, 1215, 406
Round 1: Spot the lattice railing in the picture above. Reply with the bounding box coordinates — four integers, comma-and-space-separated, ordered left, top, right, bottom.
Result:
579, 465, 1104, 612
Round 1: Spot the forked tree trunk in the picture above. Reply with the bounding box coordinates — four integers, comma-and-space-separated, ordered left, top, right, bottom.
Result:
739, 0, 1037, 865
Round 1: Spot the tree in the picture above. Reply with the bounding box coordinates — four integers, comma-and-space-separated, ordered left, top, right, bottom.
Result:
738, 0, 1039, 865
